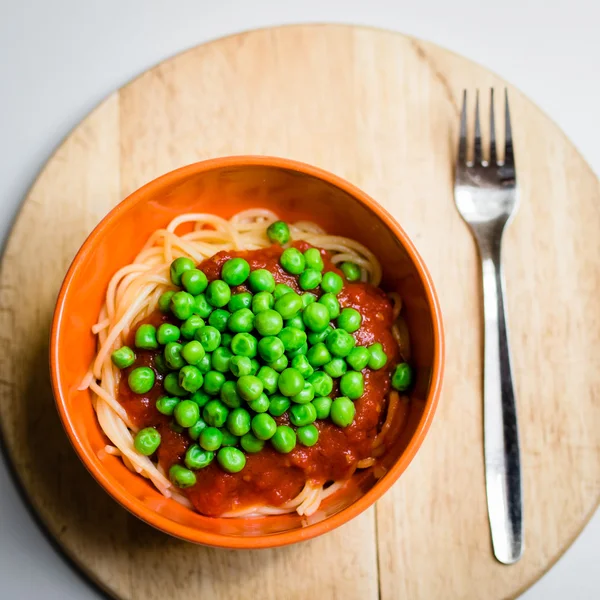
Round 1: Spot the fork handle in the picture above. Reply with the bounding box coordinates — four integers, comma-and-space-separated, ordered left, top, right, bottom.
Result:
479, 237, 523, 564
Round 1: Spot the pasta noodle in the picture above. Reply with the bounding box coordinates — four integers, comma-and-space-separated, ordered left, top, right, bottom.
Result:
82, 210, 408, 517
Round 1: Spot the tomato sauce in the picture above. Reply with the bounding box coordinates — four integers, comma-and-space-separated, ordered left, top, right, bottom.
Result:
118, 243, 398, 516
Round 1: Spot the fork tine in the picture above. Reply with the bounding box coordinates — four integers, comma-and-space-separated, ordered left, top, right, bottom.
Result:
474, 90, 482, 165
458, 90, 468, 164
504, 89, 514, 166
489, 89, 497, 165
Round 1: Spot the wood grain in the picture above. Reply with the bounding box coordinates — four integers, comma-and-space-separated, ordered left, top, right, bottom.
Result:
0, 24, 598, 600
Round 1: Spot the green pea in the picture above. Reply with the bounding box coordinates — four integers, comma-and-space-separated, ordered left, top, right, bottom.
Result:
280, 247, 305, 274
268, 394, 291, 417
220, 429, 240, 447
174, 399, 200, 428
135, 324, 158, 350
128, 367, 155, 394
221, 332, 233, 348
217, 447, 246, 473
197, 354, 212, 374
169, 464, 196, 488
171, 291, 195, 320
267, 354, 289, 372
230, 332, 258, 357
154, 353, 169, 374
274, 283, 294, 300
257, 365, 279, 394
286, 342, 308, 358
258, 336, 285, 362
248, 392, 270, 413
304, 247, 324, 271
202, 399, 229, 427
266, 220, 290, 244
254, 309, 283, 336
251, 413, 277, 440
203, 370, 226, 395
221, 258, 250, 286
319, 293, 340, 319
313, 396, 333, 419
248, 269, 275, 293
179, 365, 204, 392
297, 424, 319, 447
251, 291, 274, 314
156, 323, 180, 345
156, 396, 180, 416
229, 355, 252, 377
206, 280, 231, 308
211, 347, 233, 373
308, 371, 333, 397
237, 375, 263, 401
181, 340, 205, 365
285, 315, 305, 331
278, 368, 304, 397
340, 371, 364, 400
299, 268, 322, 291
170, 257, 195, 286
308, 325, 333, 345
321, 271, 344, 294
180, 315, 205, 340
228, 308, 255, 333
220, 380, 243, 408
278, 326, 307, 351
368, 343, 388, 370
325, 329, 355, 358
163, 372, 187, 397
324, 358, 347, 378
185, 445, 214, 469
199, 426, 223, 451
240, 432, 265, 453
164, 342, 185, 369
291, 382, 315, 405
291, 354, 314, 378
208, 308, 230, 332
158, 290, 175, 313
274, 292, 303, 320
302, 293, 317, 308
133, 427, 161, 455
227, 407, 252, 436
337, 308, 362, 333
331, 397, 355, 427
228, 292, 252, 313
306, 342, 331, 367
195, 325, 221, 352
289, 402, 317, 426
392, 363, 413, 391
181, 269, 208, 295
271, 425, 296, 453
170, 421, 184, 434
340, 261, 361, 281
193, 294, 213, 318
347, 347, 370, 371
188, 417, 208, 440
111, 346, 135, 369
302, 303, 330, 332
190, 390, 211, 408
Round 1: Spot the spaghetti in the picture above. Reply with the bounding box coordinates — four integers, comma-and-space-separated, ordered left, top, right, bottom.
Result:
81, 209, 412, 517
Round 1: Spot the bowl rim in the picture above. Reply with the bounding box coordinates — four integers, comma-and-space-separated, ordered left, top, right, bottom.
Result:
50, 155, 444, 549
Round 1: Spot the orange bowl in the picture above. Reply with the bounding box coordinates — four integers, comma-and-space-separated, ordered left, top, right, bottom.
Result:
50, 156, 444, 548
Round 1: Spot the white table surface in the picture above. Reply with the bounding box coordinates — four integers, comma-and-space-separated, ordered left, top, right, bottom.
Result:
0, 1, 598, 598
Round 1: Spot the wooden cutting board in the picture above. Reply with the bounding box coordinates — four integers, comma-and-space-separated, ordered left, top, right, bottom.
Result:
0, 24, 598, 600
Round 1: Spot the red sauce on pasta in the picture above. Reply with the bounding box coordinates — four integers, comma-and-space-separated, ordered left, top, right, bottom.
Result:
118, 243, 398, 516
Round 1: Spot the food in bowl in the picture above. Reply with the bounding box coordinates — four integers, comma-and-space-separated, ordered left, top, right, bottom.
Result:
80, 208, 414, 518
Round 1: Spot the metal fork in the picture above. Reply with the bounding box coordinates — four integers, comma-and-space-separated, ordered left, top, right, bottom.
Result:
454, 89, 523, 564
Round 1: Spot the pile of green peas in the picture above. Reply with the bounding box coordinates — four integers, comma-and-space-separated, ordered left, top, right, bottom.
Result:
111, 221, 413, 489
